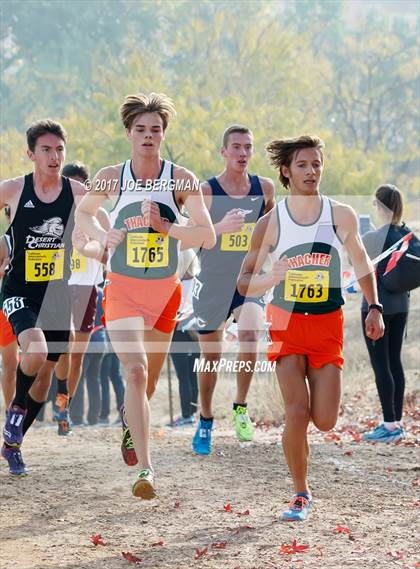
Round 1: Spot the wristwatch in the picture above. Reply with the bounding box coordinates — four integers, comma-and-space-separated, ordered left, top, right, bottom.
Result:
368, 303, 384, 314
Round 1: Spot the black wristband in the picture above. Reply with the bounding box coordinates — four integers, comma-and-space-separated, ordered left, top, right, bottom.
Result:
368, 303, 384, 314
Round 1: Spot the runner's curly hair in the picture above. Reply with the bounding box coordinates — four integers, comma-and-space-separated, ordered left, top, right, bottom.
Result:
266, 135, 324, 189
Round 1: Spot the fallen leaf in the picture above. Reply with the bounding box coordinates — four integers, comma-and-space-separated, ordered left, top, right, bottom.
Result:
151, 539, 164, 546
350, 432, 362, 442
344, 451, 353, 456
412, 500, 420, 508
174, 501, 181, 508
236, 509, 250, 517
224, 503, 233, 513
412, 479, 419, 487
212, 541, 227, 549
194, 546, 208, 560
90, 534, 106, 546
333, 524, 354, 540
316, 545, 324, 557
122, 551, 142, 564
279, 539, 309, 554
386, 551, 404, 560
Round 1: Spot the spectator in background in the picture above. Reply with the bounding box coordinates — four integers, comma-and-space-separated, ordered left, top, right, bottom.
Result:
361, 185, 409, 443
168, 248, 200, 427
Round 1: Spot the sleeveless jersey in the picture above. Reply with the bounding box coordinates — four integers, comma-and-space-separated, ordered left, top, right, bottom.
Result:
199, 175, 265, 279
68, 252, 102, 286
109, 159, 181, 280
4, 173, 74, 300
270, 195, 344, 314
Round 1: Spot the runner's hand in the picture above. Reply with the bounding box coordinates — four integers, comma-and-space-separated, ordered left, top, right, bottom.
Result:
141, 199, 171, 234
219, 209, 246, 233
269, 255, 289, 286
72, 226, 89, 252
103, 227, 127, 248
365, 310, 385, 341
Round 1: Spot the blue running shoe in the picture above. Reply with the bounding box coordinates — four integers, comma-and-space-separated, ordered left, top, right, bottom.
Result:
192, 417, 213, 455
281, 493, 313, 522
3, 405, 27, 447
362, 424, 403, 443
1, 444, 28, 476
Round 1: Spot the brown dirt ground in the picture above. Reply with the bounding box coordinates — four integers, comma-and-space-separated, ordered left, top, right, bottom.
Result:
1, 295, 419, 569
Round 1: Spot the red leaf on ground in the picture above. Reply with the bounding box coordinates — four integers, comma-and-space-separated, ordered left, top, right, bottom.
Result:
90, 534, 106, 546
151, 539, 164, 546
236, 509, 250, 517
174, 501, 181, 508
412, 500, 420, 508
334, 524, 353, 536
316, 546, 324, 557
279, 539, 309, 554
344, 451, 353, 456
224, 503, 233, 512
212, 541, 227, 549
386, 551, 404, 560
350, 432, 362, 442
122, 551, 142, 564
194, 546, 208, 560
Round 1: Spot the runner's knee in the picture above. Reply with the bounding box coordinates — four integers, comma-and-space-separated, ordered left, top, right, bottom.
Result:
285, 404, 310, 426
125, 361, 148, 387
312, 414, 337, 432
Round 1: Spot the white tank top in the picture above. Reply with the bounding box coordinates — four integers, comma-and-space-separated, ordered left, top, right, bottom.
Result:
68, 250, 103, 286
108, 159, 182, 279
270, 195, 344, 314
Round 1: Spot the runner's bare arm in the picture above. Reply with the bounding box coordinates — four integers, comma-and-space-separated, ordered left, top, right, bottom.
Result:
72, 207, 110, 262
0, 235, 10, 277
260, 177, 276, 214
335, 203, 384, 340
168, 167, 216, 248
0, 177, 24, 221
237, 210, 287, 297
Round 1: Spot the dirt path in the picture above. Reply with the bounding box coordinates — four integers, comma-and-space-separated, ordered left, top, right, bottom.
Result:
1, 389, 419, 569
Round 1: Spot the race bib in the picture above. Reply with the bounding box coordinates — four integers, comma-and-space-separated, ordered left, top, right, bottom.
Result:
3, 296, 25, 319
70, 249, 87, 273
25, 249, 64, 282
284, 270, 329, 303
221, 223, 255, 252
126, 232, 169, 268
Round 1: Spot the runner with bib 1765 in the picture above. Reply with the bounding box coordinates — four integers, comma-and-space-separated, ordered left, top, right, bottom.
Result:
75, 92, 215, 499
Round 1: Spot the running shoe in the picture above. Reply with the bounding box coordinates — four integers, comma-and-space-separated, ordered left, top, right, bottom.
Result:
362, 424, 404, 443
120, 406, 138, 466
1, 444, 28, 476
192, 417, 213, 455
232, 405, 254, 442
55, 394, 72, 436
3, 405, 27, 447
281, 493, 313, 522
132, 468, 156, 499
167, 415, 195, 428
